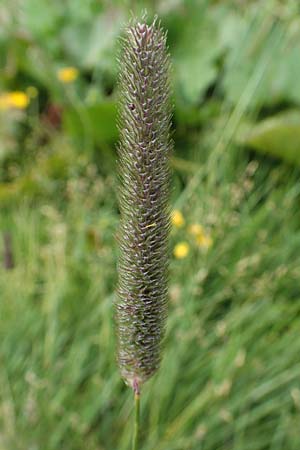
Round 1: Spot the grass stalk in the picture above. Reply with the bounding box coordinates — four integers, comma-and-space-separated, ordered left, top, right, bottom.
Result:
132, 390, 141, 450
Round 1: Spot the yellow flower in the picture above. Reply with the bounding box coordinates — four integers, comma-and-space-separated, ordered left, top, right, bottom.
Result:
188, 222, 213, 250
57, 67, 79, 83
188, 223, 204, 236
174, 242, 189, 259
171, 210, 185, 228
196, 233, 213, 249
0, 91, 29, 110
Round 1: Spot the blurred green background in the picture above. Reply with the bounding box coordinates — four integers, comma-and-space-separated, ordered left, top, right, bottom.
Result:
1, 0, 300, 449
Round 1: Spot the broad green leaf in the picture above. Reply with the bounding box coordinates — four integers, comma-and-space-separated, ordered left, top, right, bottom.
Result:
221, 8, 300, 109
269, 44, 300, 105
61, 9, 124, 70
64, 0, 103, 23
239, 110, 300, 165
221, 10, 281, 109
63, 100, 118, 146
21, 0, 64, 42
171, 3, 225, 105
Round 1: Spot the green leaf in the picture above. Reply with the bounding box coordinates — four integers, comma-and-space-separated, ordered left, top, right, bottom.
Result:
61, 9, 124, 70
221, 9, 300, 109
172, 3, 224, 105
221, 11, 279, 109
21, 0, 63, 40
268, 45, 300, 105
63, 100, 118, 146
239, 110, 300, 165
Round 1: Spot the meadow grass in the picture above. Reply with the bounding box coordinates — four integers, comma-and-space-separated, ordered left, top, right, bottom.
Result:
1, 144, 300, 450
1, 3, 300, 449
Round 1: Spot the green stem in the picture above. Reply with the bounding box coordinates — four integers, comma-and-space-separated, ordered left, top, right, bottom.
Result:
132, 391, 140, 450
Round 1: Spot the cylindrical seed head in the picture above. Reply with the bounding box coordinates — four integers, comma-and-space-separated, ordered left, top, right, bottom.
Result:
116, 16, 172, 390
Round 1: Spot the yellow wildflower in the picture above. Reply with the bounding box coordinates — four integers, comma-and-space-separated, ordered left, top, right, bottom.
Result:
171, 210, 185, 228
57, 67, 79, 83
196, 233, 213, 249
188, 223, 204, 236
188, 222, 213, 250
174, 242, 189, 259
0, 91, 29, 110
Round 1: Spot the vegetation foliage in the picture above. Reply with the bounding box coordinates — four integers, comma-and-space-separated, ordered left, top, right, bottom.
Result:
1, 1, 300, 449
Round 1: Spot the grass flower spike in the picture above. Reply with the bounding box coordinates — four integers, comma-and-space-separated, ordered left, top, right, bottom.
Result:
116, 15, 172, 396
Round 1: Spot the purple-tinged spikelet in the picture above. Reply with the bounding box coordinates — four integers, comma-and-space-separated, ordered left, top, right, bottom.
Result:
116, 16, 172, 391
